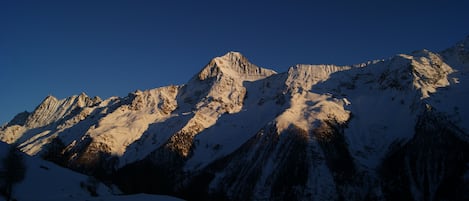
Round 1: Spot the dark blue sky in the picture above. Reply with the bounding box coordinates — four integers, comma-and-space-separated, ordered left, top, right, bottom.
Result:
0, 0, 468, 124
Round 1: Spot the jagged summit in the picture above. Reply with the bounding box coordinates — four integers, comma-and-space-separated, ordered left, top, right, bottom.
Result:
217, 51, 244, 61
286, 64, 352, 91
78, 92, 88, 98
43, 94, 59, 103
442, 34, 469, 53
440, 35, 469, 71
21, 92, 102, 130
460, 34, 469, 49
197, 51, 276, 81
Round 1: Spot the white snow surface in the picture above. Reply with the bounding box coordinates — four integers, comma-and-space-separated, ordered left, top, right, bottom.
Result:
85, 86, 179, 156
0, 142, 184, 201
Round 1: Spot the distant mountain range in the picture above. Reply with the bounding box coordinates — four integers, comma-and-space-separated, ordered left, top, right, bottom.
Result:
1, 36, 469, 201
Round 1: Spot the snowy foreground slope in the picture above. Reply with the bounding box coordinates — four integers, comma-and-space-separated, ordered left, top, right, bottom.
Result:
1, 36, 469, 200
0, 142, 183, 201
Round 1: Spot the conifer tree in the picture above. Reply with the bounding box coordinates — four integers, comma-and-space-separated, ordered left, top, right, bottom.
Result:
2, 145, 26, 201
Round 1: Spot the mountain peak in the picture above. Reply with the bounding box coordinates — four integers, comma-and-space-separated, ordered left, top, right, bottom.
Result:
439, 35, 469, 70
197, 51, 276, 81
450, 35, 469, 52
216, 51, 245, 62
78, 92, 88, 97
39, 95, 59, 108
44, 94, 58, 101
211, 51, 251, 70
464, 34, 469, 45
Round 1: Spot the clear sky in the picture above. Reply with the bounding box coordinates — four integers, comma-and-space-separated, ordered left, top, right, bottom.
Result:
0, 0, 468, 124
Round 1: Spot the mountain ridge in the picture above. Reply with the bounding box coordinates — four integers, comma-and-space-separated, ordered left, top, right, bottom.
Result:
1, 36, 469, 201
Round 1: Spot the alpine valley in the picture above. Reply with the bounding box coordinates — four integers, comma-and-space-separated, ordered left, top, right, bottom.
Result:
2, 36, 469, 201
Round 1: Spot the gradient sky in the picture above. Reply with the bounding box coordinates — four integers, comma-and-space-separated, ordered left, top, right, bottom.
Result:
0, 0, 468, 124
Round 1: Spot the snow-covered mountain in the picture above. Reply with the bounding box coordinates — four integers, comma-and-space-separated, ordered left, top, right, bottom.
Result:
1, 36, 469, 201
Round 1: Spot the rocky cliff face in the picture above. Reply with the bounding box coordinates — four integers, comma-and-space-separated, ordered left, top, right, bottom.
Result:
1, 37, 469, 201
